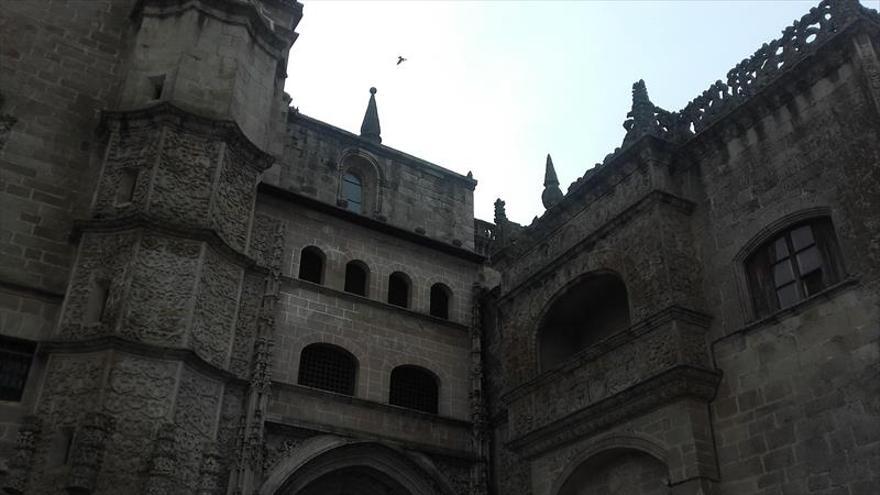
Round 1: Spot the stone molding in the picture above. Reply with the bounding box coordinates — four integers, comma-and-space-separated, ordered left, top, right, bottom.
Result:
99, 101, 275, 171
133, 0, 301, 58
506, 365, 721, 459
71, 217, 266, 274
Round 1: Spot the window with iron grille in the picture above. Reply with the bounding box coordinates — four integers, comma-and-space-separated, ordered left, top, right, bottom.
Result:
297, 344, 357, 396
746, 218, 844, 318
389, 365, 438, 414
1, 336, 36, 402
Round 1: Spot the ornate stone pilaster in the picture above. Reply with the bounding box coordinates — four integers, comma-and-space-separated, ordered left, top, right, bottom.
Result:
469, 285, 489, 495
196, 441, 224, 495
143, 423, 180, 495
66, 412, 116, 494
2, 415, 42, 495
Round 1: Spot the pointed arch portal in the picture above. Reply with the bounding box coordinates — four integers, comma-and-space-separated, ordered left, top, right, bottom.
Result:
260, 437, 453, 495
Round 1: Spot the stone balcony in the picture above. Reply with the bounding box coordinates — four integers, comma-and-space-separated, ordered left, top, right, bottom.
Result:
503, 306, 720, 458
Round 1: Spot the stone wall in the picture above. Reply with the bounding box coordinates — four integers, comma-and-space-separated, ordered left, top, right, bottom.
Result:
263, 115, 477, 249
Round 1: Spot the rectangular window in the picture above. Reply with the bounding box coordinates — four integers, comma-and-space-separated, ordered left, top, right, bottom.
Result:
0, 336, 36, 402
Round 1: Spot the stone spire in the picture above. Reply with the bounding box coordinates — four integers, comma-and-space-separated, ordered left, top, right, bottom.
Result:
622, 79, 657, 146
360, 87, 381, 144
541, 154, 563, 209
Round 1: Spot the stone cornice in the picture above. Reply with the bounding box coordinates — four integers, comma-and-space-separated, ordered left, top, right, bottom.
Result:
71, 214, 270, 274
132, 0, 300, 59
258, 182, 486, 263
38, 335, 248, 385
100, 102, 275, 172
496, 189, 695, 302
501, 305, 712, 404
506, 365, 721, 459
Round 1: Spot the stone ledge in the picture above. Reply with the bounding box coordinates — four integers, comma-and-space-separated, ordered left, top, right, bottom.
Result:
280, 275, 471, 334
272, 381, 472, 429
39, 335, 247, 384
506, 365, 721, 459
71, 216, 268, 274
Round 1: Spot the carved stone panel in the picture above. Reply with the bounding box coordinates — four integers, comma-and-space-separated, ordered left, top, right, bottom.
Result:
193, 246, 243, 367
123, 234, 200, 347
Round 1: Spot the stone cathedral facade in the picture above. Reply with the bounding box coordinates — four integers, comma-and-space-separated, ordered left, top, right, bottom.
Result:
0, 0, 878, 494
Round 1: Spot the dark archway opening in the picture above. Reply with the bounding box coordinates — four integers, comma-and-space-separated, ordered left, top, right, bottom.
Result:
538, 273, 630, 371
297, 466, 412, 495
429, 283, 451, 319
299, 247, 325, 285
388, 272, 411, 308
344, 260, 369, 296
389, 365, 439, 414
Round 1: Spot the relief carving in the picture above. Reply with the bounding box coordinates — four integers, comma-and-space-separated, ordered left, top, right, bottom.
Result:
193, 246, 243, 367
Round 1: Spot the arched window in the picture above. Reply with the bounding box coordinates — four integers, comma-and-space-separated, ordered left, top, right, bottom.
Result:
387, 272, 411, 308
389, 365, 439, 414
538, 273, 630, 371
344, 260, 369, 296
298, 246, 325, 284
341, 172, 363, 214
745, 217, 844, 318
297, 343, 357, 396
429, 283, 451, 319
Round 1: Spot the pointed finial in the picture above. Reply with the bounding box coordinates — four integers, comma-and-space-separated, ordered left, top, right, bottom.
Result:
541, 154, 563, 209
360, 87, 381, 144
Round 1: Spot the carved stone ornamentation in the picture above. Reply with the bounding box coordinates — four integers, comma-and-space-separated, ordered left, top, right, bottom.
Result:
66, 412, 116, 494
2, 415, 42, 495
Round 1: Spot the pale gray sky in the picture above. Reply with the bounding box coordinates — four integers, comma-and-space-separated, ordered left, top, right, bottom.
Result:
284, 0, 879, 223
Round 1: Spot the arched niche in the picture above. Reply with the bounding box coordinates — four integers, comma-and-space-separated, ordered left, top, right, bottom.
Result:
537, 271, 631, 371
337, 150, 383, 216
260, 436, 454, 495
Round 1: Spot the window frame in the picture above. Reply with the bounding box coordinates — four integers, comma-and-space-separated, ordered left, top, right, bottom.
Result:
737, 211, 846, 320
343, 260, 370, 297
387, 271, 411, 308
429, 283, 452, 320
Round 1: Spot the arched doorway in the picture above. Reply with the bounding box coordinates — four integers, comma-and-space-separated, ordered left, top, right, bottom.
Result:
261, 437, 453, 495
557, 448, 669, 495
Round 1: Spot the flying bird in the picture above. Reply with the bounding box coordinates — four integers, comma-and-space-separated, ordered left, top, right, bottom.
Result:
397, 56, 407, 66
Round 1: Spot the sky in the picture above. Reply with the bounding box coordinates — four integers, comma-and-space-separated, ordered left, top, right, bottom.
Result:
283, 0, 879, 224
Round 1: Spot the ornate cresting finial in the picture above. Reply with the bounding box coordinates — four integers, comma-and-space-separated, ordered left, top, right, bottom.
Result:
541, 154, 563, 209
493, 199, 507, 226
360, 86, 382, 144
622, 79, 658, 145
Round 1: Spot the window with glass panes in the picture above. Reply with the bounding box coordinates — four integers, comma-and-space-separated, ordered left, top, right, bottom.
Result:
341, 173, 363, 213
746, 219, 843, 318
